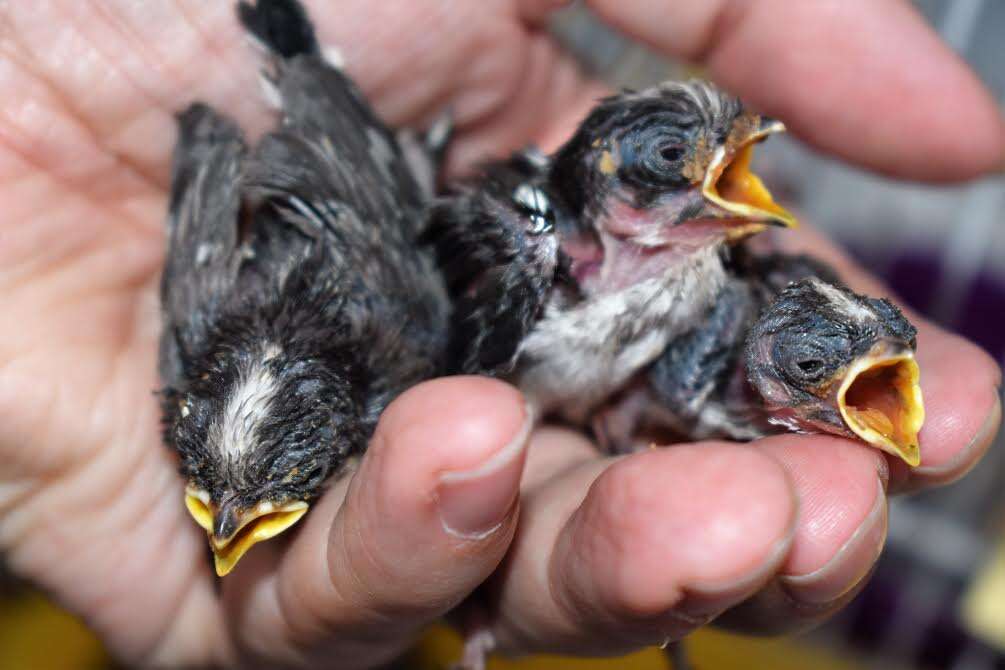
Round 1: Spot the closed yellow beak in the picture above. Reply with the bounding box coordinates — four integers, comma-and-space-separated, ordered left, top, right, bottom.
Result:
184, 490, 309, 576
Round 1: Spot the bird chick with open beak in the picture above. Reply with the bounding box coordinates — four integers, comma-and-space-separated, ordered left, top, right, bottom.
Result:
529, 81, 797, 420
429, 81, 797, 424
746, 275, 925, 465
644, 254, 925, 466
159, 0, 448, 576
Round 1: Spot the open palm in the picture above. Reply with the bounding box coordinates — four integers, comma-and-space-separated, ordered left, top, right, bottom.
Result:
0, 1, 1001, 668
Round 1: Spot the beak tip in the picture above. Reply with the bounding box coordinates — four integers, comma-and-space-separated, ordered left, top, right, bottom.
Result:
203, 501, 311, 577
902, 446, 922, 468
214, 557, 233, 577
768, 217, 798, 230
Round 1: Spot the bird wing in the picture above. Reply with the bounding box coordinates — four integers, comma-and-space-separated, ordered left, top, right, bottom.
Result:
235, 45, 441, 321
649, 279, 757, 420
648, 250, 841, 439
424, 186, 563, 376
158, 104, 248, 388
236, 10, 450, 425
239, 0, 444, 207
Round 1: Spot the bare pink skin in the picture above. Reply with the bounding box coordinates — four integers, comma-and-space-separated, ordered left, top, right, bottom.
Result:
577, 196, 738, 294
0, 1, 1000, 667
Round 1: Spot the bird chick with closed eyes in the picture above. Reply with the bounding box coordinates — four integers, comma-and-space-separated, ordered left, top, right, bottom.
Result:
642, 253, 925, 465
159, 0, 448, 576
428, 81, 797, 426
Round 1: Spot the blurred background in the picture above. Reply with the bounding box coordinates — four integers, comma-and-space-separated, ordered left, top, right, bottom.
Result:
3, 1, 1003, 668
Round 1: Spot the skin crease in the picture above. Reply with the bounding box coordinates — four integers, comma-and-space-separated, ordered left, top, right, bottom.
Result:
0, 0, 1001, 667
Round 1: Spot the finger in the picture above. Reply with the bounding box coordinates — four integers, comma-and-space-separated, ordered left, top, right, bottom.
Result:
442, 32, 610, 174
765, 226, 1002, 493
519, 425, 598, 493
716, 435, 888, 635
490, 444, 796, 656
584, 0, 1004, 181
3, 0, 606, 192
224, 377, 531, 669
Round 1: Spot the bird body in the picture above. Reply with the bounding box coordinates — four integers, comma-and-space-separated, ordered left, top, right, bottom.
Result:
638, 250, 924, 465
636, 251, 839, 444
427, 143, 925, 465
428, 81, 796, 427
160, 0, 448, 575
515, 241, 726, 420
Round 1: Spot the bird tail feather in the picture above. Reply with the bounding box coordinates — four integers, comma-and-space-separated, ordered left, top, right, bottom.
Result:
237, 0, 319, 59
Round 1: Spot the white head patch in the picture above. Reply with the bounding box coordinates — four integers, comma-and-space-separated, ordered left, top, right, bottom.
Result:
809, 277, 875, 324
212, 348, 281, 460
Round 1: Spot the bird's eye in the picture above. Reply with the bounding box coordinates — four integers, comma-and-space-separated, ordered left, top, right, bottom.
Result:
658, 143, 686, 163
786, 355, 831, 386
617, 127, 690, 189
797, 359, 824, 375
301, 464, 328, 489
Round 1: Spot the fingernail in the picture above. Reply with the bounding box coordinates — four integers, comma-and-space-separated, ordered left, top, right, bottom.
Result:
437, 404, 533, 539
913, 393, 1001, 480
780, 479, 887, 605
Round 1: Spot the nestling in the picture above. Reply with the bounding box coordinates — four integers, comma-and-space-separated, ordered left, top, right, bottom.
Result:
746, 275, 925, 465
158, 0, 448, 575
428, 81, 798, 424
644, 253, 925, 465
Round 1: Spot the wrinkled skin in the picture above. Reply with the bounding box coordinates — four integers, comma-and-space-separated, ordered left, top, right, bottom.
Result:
0, 1, 1001, 668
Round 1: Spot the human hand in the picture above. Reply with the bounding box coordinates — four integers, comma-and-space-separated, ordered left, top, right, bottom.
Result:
0, 1, 1000, 668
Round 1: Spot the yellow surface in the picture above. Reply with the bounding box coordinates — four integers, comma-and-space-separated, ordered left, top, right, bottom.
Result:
0, 592, 866, 670
409, 624, 863, 670
962, 536, 1005, 651
0, 593, 109, 670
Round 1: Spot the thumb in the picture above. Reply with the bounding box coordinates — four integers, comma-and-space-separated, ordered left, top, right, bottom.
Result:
225, 376, 531, 669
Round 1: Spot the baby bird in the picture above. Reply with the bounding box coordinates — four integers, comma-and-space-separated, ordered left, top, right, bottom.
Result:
424, 149, 574, 376
645, 253, 925, 465
428, 82, 797, 424
158, 0, 448, 575
746, 274, 924, 465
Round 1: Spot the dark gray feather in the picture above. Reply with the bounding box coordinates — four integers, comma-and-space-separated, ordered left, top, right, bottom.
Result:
423, 153, 566, 375
158, 104, 248, 389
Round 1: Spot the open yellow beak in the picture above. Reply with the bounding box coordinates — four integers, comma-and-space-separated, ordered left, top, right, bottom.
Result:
836, 348, 926, 467
702, 120, 798, 237
184, 489, 309, 576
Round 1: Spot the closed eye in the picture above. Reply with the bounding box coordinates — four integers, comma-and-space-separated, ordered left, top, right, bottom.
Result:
659, 144, 685, 162
797, 359, 824, 374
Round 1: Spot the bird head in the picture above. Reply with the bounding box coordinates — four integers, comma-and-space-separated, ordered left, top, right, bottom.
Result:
550, 79, 796, 250
169, 340, 351, 575
746, 278, 925, 466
